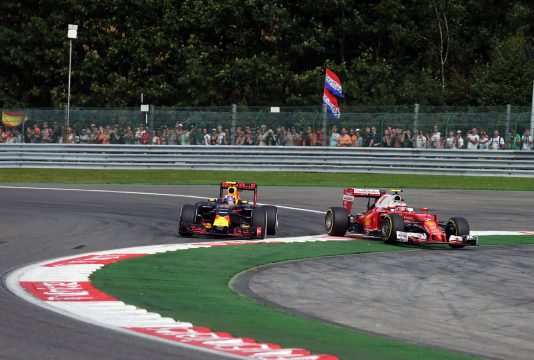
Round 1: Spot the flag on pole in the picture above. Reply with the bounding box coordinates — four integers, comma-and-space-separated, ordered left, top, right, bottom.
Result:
324, 68, 344, 99
323, 88, 341, 120
1, 111, 28, 127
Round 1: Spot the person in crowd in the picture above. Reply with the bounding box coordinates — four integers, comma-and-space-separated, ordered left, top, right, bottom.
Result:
109, 125, 122, 144
508, 128, 521, 150
32, 124, 42, 143
214, 125, 225, 145
51, 122, 61, 143
303, 127, 315, 146
0, 127, 5, 143
222, 129, 231, 145
445, 131, 455, 149
337, 128, 352, 147
390, 128, 402, 148
198, 128, 209, 145
315, 128, 324, 146
265, 124, 277, 145
207, 128, 215, 144
180, 126, 191, 145
401, 129, 413, 148
40, 123, 51, 143
152, 130, 162, 144
362, 127, 371, 147
295, 130, 304, 146
139, 127, 151, 144
234, 127, 244, 145
168, 125, 180, 145
86, 124, 98, 143
430, 125, 442, 149
123, 127, 134, 144
243, 127, 255, 145
467, 128, 479, 150
478, 130, 489, 150
5, 130, 16, 143
329, 125, 339, 147
275, 127, 286, 146
348, 129, 356, 146
415, 129, 427, 148
488, 129, 505, 150
13, 129, 23, 143
67, 127, 77, 144
382, 128, 392, 147
369, 127, 381, 147
354, 129, 363, 147
284, 128, 294, 146
521, 129, 533, 150
455, 130, 464, 149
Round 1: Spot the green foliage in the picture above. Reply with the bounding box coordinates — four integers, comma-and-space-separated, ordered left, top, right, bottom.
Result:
0, 0, 533, 107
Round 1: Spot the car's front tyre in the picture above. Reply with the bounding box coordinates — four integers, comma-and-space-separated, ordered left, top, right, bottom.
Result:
382, 214, 404, 244
446, 217, 470, 249
252, 207, 268, 239
262, 206, 278, 235
178, 204, 196, 237
325, 207, 349, 237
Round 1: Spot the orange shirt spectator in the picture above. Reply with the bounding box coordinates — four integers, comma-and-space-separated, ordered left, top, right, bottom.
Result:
337, 128, 352, 147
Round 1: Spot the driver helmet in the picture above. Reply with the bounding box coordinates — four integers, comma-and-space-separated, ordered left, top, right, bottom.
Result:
223, 195, 235, 205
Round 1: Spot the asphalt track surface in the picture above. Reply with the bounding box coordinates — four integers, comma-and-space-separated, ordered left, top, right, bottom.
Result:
0, 184, 533, 360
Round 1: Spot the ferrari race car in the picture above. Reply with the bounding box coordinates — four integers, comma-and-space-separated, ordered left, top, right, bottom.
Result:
178, 181, 278, 239
325, 188, 478, 248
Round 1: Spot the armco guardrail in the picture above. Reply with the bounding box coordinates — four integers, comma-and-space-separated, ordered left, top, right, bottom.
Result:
1, 144, 534, 177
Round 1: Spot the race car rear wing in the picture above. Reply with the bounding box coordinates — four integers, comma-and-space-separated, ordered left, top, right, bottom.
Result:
220, 181, 258, 205
343, 188, 387, 213
343, 188, 387, 198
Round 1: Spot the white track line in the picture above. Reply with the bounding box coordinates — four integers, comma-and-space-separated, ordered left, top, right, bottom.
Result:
0, 185, 326, 214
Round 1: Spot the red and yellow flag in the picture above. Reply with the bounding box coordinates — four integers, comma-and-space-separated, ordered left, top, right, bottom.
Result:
1, 111, 28, 127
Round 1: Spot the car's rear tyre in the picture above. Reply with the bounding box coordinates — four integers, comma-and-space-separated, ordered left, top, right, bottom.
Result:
262, 206, 278, 235
325, 207, 349, 237
382, 214, 405, 244
446, 217, 470, 249
179, 204, 196, 237
252, 207, 267, 239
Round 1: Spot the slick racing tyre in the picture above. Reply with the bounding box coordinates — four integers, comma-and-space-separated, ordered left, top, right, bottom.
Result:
179, 204, 196, 237
262, 205, 278, 235
382, 213, 404, 244
446, 217, 470, 249
325, 207, 349, 237
252, 207, 268, 239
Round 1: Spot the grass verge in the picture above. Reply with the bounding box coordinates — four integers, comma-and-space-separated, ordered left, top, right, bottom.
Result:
91, 238, 534, 360
2, 168, 534, 190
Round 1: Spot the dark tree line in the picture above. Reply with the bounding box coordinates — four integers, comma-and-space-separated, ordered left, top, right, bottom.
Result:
0, 0, 533, 108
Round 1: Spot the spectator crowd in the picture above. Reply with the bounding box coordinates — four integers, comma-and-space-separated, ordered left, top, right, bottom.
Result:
1, 121, 533, 150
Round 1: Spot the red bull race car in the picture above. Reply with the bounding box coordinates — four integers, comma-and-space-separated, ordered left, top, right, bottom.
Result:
325, 188, 478, 248
178, 181, 278, 239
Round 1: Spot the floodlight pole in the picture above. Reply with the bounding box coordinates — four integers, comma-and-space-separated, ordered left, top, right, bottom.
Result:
531, 80, 534, 137
66, 24, 77, 144
67, 38, 73, 143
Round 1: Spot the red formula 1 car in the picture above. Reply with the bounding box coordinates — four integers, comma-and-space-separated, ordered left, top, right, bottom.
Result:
178, 181, 278, 239
325, 188, 478, 248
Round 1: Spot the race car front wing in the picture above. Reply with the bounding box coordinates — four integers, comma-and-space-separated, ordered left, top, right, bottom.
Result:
181, 223, 264, 238
396, 231, 478, 246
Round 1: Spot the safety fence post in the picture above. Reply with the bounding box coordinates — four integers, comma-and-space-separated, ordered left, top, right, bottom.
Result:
412, 103, 419, 148
231, 104, 237, 145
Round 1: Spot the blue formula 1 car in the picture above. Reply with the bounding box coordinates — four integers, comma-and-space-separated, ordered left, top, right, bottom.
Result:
178, 181, 278, 239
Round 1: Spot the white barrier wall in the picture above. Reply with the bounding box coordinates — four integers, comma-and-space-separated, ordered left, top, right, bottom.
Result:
1, 144, 533, 177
